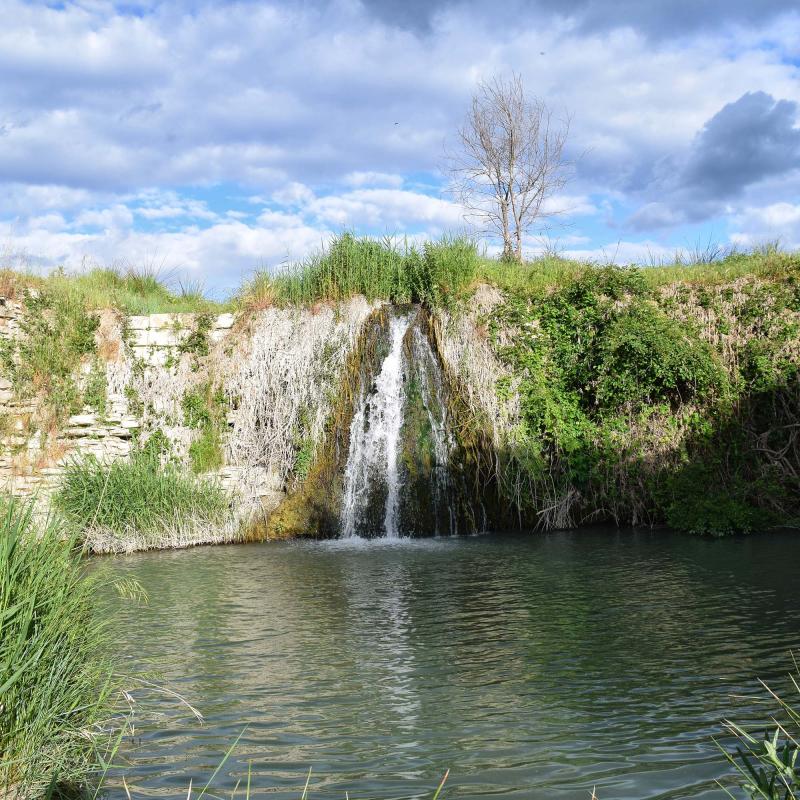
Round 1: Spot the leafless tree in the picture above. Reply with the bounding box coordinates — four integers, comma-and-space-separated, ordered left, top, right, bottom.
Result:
449, 74, 571, 262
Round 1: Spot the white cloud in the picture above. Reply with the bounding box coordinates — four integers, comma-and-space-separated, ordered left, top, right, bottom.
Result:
731, 202, 800, 249
271, 182, 315, 206
343, 172, 405, 188
307, 189, 464, 229
1, 0, 799, 286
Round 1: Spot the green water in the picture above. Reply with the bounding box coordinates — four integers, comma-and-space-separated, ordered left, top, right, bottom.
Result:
102, 530, 800, 799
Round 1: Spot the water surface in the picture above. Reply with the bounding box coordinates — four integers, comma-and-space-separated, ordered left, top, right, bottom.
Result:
102, 529, 800, 799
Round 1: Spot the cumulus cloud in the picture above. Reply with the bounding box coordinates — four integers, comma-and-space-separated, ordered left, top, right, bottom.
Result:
2, 0, 800, 286
628, 91, 800, 230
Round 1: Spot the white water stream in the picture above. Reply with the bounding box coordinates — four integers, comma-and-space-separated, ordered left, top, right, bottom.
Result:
340, 314, 411, 538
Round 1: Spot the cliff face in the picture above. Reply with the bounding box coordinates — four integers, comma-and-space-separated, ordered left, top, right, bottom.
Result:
435, 272, 800, 535
1, 263, 798, 546
0, 293, 378, 547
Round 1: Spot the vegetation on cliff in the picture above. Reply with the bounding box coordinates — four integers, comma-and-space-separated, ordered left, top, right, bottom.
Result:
2, 236, 799, 540
237, 232, 478, 310
455, 247, 800, 535
54, 445, 232, 553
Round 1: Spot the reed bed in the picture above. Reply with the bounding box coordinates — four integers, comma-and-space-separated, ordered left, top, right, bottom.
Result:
0, 499, 119, 798
237, 233, 479, 309
54, 449, 232, 552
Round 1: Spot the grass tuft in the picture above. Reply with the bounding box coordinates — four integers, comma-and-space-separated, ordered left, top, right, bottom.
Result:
54, 448, 231, 549
0, 498, 119, 798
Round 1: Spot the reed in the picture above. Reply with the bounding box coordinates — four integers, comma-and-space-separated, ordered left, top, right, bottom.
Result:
54, 448, 231, 551
721, 659, 800, 799
0, 498, 119, 798
237, 233, 479, 309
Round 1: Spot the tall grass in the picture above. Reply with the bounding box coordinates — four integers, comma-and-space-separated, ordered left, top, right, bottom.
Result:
54, 448, 231, 549
0, 499, 119, 798
722, 659, 800, 800
2, 263, 224, 315
237, 233, 479, 309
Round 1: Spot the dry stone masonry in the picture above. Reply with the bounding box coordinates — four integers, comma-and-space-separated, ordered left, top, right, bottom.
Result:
0, 295, 376, 533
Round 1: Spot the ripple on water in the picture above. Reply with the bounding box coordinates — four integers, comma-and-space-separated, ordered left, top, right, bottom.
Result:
100, 528, 800, 800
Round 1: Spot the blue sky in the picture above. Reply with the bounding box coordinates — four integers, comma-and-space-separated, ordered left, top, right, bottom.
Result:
1, 0, 799, 293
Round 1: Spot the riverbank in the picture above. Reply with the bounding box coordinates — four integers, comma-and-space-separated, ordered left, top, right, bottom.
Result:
1, 237, 798, 546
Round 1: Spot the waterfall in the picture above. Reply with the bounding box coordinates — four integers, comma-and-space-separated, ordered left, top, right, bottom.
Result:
340, 313, 411, 539
338, 306, 475, 539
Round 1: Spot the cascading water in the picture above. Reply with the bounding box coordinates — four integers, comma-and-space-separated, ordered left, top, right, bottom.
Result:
339, 306, 475, 539
340, 313, 410, 539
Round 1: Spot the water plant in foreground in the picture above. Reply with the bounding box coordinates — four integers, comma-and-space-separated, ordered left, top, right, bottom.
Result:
0, 498, 120, 799
54, 446, 232, 552
721, 659, 800, 800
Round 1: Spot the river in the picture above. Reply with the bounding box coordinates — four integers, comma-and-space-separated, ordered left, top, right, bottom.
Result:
101, 529, 800, 799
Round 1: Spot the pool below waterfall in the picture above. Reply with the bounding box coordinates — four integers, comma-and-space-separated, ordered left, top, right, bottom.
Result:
101, 528, 800, 799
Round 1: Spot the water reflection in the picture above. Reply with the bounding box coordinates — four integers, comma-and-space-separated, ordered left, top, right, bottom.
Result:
100, 530, 800, 799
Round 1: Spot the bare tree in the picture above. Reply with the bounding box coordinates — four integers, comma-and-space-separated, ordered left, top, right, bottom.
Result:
449, 74, 571, 262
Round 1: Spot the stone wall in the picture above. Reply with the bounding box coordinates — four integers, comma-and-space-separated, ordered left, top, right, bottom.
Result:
0, 302, 239, 501
0, 295, 376, 535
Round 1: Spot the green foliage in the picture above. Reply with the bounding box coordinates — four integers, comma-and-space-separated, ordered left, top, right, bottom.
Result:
240, 233, 479, 308
723, 662, 800, 800
179, 312, 215, 359
54, 446, 229, 539
0, 287, 100, 427
292, 438, 316, 483
484, 264, 797, 534
594, 303, 726, 409
0, 499, 118, 797
182, 382, 228, 473
663, 463, 762, 536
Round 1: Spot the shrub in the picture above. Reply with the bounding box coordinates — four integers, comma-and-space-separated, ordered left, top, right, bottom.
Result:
594, 302, 727, 410
0, 499, 118, 797
54, 448, 230, 541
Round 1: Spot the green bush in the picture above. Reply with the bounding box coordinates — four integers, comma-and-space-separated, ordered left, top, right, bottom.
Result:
0, 499, 118, 797
54, 448, 230, 538
485, 265, 797, 533
594, 302, 726, 410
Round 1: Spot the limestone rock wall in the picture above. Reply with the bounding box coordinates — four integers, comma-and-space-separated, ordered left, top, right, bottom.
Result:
0, 296, 377, 529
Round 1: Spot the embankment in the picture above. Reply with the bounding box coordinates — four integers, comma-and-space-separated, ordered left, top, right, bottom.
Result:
1, 242, 798, 546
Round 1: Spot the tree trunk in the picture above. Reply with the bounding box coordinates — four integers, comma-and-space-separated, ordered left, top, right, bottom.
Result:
501, 201, 513, 260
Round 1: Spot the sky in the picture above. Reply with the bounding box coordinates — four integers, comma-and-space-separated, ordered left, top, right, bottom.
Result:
1, 0, 800, 294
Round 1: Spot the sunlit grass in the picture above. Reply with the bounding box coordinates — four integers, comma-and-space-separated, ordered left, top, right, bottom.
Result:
0, 498, 120, 798
54, 448, 231, 546
236, 233, 480, 309
1, 263, 227, 315
475, 240, 800, 297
